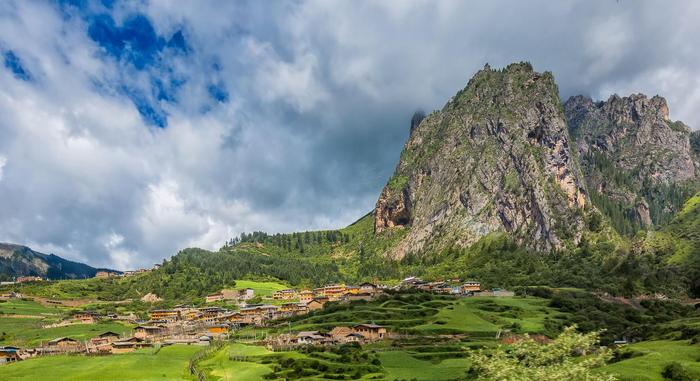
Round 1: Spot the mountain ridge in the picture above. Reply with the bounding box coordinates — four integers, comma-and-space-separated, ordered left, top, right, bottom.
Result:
0, 242, 113, 280
374, 62, 591, 259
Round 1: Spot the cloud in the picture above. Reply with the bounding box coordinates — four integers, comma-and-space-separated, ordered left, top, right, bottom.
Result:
0, 155, 6, 181
0, 0, 698, 269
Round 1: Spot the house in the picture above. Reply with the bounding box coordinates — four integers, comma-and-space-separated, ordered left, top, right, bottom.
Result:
239, 288, 255, 300
345, 285, 360, 295
299, 290, 314, 303
342, 293, 374, 302
323, 284, 347, 301
90, 331, 121, 345
149, 309, 180, 321
0, 347, 21, 364
359, 282, 378, 294
240, 305, 278, 321
88, 332, 121, 353
305, 298, 327, 311
353, 324, 387, 341
73, 311, 100, 324
16, 276, 42, 283
279, 303, 308, 317
95, 271, 116, 278
296, 331, 327, 345
111, 337, 151, 354
215, 312, 245, 325
272, 289, 297, 300
47, 337, 82, 352
312, 287, 325, 297
0, 291, 22, 300
461, 281, 481, 293
133, 325, 167, 339
344, 333, 365, 342
328, 326, 352, 341
205, 292, 225, 303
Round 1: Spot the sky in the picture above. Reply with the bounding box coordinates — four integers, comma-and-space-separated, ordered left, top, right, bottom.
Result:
0, 0, 699, 270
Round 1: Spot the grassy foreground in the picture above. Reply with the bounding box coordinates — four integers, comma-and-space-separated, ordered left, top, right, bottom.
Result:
0, 345, 200, 380
600, 340, 700, 381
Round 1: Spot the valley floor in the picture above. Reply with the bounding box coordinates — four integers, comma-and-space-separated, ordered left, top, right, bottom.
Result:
1, 293, 700, 380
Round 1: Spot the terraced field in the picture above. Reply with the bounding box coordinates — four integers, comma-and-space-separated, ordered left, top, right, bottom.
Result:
600, 340, 700, 381
283, 293, 563, 337
0, 299, 132, 347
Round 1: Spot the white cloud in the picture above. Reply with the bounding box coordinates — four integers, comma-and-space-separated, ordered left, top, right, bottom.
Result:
0, 0, 699, 270
0, 155, 5, 181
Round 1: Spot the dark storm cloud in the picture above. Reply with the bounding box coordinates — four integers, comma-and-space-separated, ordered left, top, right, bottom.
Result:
0, 0, 698, 269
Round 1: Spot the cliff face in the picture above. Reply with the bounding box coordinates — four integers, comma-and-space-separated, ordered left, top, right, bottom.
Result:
374, 63, 588, 258
565, 94, 700, 231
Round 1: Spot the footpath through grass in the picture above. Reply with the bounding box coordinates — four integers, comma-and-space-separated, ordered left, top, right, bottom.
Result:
0, 344, 200, 381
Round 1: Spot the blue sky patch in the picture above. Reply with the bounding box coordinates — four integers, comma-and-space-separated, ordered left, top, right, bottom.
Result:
88, 13, 164, 70
3, 50, 31, 81
208, 82, 229, 103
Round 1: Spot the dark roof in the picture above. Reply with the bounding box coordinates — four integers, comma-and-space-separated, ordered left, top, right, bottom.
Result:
98, 331, 121, 337
48, 337, 78, 344
115, 337, 143, 343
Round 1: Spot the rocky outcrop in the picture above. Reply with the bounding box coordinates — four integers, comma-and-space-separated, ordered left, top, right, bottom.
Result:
565, 94, 700, 230
374, 63, 588, 258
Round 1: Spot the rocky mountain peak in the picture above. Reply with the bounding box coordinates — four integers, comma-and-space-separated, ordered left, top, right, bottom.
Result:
565, 93, 697, 184
374, 63, 588, 258
565, 93, 699, 232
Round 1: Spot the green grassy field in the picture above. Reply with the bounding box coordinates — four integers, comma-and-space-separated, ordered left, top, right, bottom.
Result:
277, 294, 562, 341
0, 299, 67, 316
199, 343, 275, 380
2, 278, 117, 300
233, 279, 290, 297
0, 318, 133, 347
378, 351, 471, 380
0, 344, 200, 380
415, 296, 560, 334
0, 299, 132, 347
600, 340, 700, 381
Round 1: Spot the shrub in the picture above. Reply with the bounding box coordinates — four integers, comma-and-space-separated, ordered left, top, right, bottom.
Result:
662, 362, 693, 381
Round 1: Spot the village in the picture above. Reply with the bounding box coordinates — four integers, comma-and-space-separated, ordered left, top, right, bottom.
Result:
1, 278, 500, 365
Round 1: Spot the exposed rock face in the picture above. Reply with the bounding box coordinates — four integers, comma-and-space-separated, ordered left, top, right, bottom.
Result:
565, 94, 700, 230
374, 63, 588, 258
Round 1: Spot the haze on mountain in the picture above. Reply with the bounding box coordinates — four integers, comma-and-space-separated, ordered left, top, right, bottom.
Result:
1, 0, 700, 271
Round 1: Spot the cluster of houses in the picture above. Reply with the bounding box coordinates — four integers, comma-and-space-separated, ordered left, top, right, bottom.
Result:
0, 291, 23, 300
2, 329, 216, 362
95, 264, 162, 278
204, 287, 255, 303
399, 277, 485, 295
0, 276, 44, 286
270, 282, 382, 303
289, 324, 387, 346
